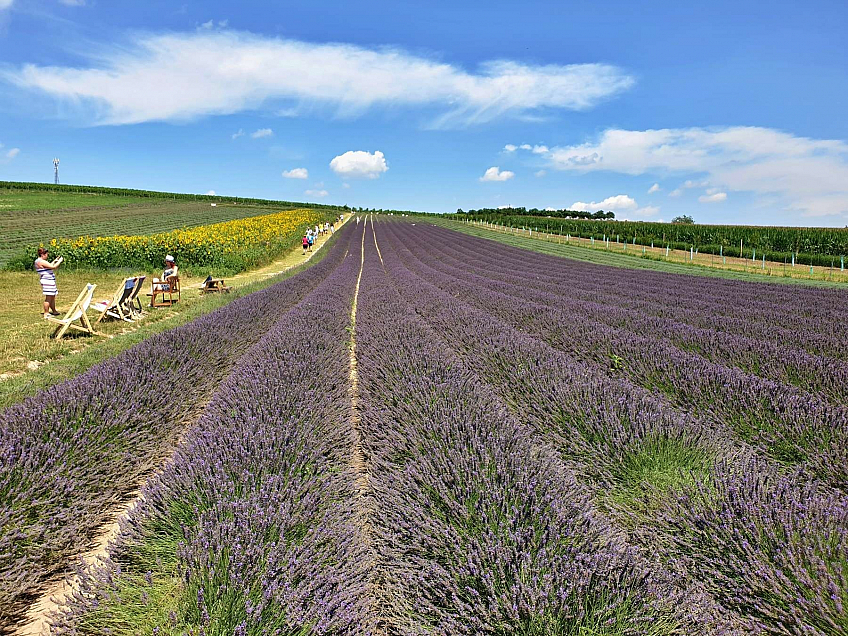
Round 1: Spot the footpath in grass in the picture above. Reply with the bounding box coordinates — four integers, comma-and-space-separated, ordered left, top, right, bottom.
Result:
0, 216, 349, 409
436, 218, 848, 288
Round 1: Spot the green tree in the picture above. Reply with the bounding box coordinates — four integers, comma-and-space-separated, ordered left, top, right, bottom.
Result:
671, 214, 695, 224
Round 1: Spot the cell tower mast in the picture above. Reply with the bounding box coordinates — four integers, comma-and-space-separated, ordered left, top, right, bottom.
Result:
53, 158, 60, 185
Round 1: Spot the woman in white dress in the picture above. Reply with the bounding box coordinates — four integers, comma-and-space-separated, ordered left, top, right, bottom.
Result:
34, 246, 63, 319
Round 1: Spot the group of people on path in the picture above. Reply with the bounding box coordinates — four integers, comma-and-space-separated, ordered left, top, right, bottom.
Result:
302, 216, 343, 255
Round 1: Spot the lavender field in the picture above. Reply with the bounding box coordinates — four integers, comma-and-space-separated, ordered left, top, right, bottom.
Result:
2, 218, 847, 635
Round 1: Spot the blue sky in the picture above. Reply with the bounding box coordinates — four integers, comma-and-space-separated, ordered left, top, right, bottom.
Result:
1, 0, 847, 226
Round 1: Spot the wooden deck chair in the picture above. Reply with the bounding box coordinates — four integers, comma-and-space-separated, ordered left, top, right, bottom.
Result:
126, 275, 146, 317
147, 275, 180, 307
92, 277, 136, 323
47, 283, 99, 340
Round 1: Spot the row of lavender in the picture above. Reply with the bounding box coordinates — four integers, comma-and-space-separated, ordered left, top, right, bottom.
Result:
0, 225, 355, 628
422, 227, 848, 402
436, 224, 848, 361
52, 222, 372, 634
354, 230, 732, 634
387, 222, 848, 489
376, 220, 847, 635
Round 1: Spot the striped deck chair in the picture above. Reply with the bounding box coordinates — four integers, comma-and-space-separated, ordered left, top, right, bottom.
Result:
92, 277, 136, 323
46, 283, 99, 340
126, 275, 146, 317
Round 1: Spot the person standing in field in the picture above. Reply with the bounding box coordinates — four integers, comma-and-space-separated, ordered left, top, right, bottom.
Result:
302, 234, 309, 255
307, 232, 314, 252
34, 246, 63, 319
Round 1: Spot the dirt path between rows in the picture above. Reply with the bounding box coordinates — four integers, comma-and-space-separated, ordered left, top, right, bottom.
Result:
14, 495, 142, 636
347, 217, 384, 634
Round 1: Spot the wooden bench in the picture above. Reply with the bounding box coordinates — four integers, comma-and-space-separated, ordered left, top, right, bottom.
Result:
199, 278, 230, 294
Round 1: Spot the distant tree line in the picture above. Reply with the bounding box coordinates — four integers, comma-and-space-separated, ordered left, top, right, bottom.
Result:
457, 207, 616, 220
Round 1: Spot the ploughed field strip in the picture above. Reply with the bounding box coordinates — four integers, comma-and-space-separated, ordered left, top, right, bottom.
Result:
1, 219, 846, 635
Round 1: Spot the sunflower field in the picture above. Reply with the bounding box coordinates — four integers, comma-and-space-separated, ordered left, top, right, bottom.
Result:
27, 208, 324, 274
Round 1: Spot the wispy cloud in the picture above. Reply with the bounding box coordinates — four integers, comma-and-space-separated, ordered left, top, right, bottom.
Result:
519, 127, 848, 219
231, 128, 244, 139
648, 183, 660, 194
6, 147, 20, 158
2, 30, 634, 127
0, 0, 14, 10
305, 189, 328, 198
250, 128, 273, 139
480, 166, 514, 182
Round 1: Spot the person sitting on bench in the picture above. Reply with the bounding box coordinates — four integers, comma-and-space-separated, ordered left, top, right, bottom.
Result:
152, 255, 178, 291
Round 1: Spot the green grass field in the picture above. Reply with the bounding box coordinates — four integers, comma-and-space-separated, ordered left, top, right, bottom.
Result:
0, 187, 301, 265
433, 218, 847, 288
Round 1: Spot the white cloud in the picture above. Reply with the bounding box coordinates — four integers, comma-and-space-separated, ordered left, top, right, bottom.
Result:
480, 166, 514, 182
205, 189, 216, 195
330, 150, 388, 179
231, 128, 244, 139
617, 206, 661, 221
0, 0, 12, 9
699, 192, 727, 203
3, 31, 634, 127
282, 167, 308, 179
668, 188, 682, 197
570, 194, 637, 212
519, 144, 532, 150
531, 144, 549, 154
305, 189, 328, 198
58, 0, 85, 5
6, 147, 20, 159
199, 19, 214, 30
503, 144, 517, 152
647, 183, 661, 194
535, 170, 547, 178
250, 127, 273, 139
537, 126, 848, 219
633, 205, 660, 218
